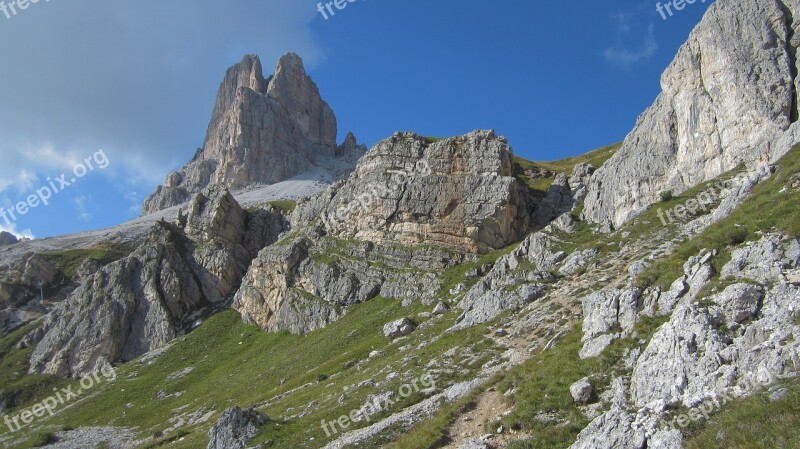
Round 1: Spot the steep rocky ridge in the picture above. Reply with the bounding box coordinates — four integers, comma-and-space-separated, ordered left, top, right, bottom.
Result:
0, 231, 18, 246
584, 0, 800, 229
27, 187, 287, 377
143, 53, 366, 214
234, 129, 547, 334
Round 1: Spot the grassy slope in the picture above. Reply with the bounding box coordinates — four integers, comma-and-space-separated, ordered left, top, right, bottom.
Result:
43, 245, 131, 279
6, 142, 798, 449
638, 144, 800, 289
513, 143, 621, 195
684, 377, 800, 448
387, 145, 800, 448
0, 297, 501, 449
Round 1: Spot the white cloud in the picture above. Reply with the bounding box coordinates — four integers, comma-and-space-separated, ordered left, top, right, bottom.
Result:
604, 28, 658, 65
604, 4, 659, 66
0, 0, 323, 200
74, 195, 91, 221
123, 191, 142, 216
0, 222, 35, 240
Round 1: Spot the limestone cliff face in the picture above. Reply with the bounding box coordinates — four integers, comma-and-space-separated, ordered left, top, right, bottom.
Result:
234, 129, 537, 334
232, 232, 463, 334
296, 130, 535, 253
584, 0, 800, 229
143, 53, 363, 214
28, 187, 287, 377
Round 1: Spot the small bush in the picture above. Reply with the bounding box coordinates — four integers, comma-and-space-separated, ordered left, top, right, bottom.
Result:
660, 190, 674, 202
29, 431, 58, 447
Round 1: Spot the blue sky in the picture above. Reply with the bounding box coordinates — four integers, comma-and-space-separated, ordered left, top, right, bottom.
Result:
0, 0, 713, 239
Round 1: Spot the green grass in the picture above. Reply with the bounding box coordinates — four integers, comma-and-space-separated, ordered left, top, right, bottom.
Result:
267, 200, 297, 213
43, 245, 130, 278
684, 378, 800, 449
496, 316, 668, 449
533, 142, 621, 174
372, 379, 497, 449
0, 324, 69, 419
513, 142, 621, 196
637, 144, 800, 289
1, 296, 499, 449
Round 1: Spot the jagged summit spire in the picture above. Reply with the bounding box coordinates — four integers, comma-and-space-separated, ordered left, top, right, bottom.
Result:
142, 53, 362, 214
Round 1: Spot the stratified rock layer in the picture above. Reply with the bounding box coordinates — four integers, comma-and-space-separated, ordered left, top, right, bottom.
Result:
296, 130, 535, 253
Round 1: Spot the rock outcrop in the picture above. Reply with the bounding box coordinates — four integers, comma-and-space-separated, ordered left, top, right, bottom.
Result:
584, 0, 800, 229
28, 187, 287, 377
207, 406, 268, 449
235, 129, 542, 334
233, 231, 463, 334
0, 231, 18, 246
572, 234, 800, 448
0, 253, 68, 335
295, 130, 535, 253
143, 53, 365, 214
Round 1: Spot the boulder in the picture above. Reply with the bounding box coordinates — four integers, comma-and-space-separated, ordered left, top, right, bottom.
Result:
207, 406, 268, 449
383, 318, 416, 339
432, 302, 450, 315
570, 377, 594, 404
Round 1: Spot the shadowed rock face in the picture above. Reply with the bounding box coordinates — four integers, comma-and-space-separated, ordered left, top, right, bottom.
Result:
143, 53, 363, 214
28, 187, 287, 378
584, 0, 800, 230
0, 232, 18, 246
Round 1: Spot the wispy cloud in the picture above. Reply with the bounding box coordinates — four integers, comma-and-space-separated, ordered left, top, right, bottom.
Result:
604, 24, 658, 66
604, 3, 659, 66
124, 191, 142, 216
74, 195, 91, 221
0, 222, 34, 240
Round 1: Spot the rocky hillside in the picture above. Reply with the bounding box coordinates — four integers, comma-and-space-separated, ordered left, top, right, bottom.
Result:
0, 1, 799, 448
584, 0, 800, 230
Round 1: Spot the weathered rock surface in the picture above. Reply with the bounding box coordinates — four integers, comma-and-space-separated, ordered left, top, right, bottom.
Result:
233, 231, 463, 334
721, 233, 800, 283
584, 0, 800, 229
451, 229, 562, 330
0, 253, 73, 335
143, 53, 365, 214
579, 289, 641, 359
570, 377, 594, 404
295, 130, 535, 253
383, 318, 416, 339
28, 188, 286, 377
207, 406, 268, 449
235, 129, 544, 334
631, 281, 799, 411
574, 234, 800, 448
432, 302, 450, 316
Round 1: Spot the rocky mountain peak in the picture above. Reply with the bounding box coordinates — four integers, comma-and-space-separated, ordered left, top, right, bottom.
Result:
205, 55, 268, 141
142, 53, 358, 214
0, 231, 18, 246
583, 0, 800, 230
